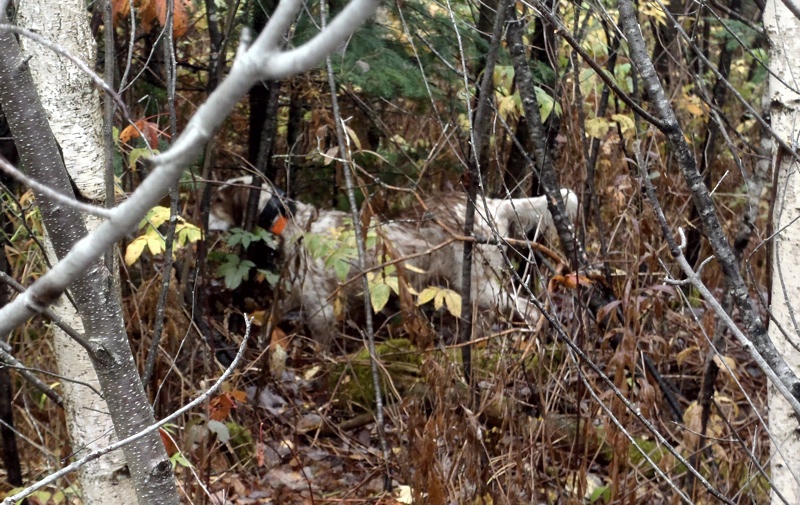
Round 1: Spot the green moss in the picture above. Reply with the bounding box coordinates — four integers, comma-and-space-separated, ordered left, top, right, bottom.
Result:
329, 338, 422, 408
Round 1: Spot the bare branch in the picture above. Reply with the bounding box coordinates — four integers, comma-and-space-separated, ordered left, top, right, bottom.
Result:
0, 157, 113, 219
0, 350, 64, 406
618, 0, 800, 413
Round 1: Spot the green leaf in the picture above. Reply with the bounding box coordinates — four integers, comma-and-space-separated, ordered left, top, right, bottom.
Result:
217, 255, 255, 290
128, 147, 154, 169
370, 282, 391, 313
176, 223, 202, 245
334, 259, 351, 282
385, 276, 399, 295
207, 419, 230, 443
589, 485, 611, 503
258, 269, 280, 287
170, 451, 193, 469
535, 86, 560, 121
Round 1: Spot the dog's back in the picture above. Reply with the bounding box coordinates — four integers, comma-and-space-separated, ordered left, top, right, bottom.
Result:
208, 177, 577, 347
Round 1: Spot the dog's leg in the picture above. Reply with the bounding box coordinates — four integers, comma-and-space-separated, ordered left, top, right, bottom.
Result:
473, 273, 541, 326
305, 301, 336, 349
300, 270, 338, 348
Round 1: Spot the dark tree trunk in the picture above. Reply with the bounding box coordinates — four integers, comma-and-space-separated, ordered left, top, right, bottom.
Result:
684, 0, 740, 268
0, 129, 23, 494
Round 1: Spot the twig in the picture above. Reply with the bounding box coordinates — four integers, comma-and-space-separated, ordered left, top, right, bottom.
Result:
619, 0, 800, 413
322, 0, 391, 490
635, 140, 800, 417
0, 350, 64, 406
0, 157, 113, 219
143, 0, 180, 392
0, 271, 95, 353
0, 0, 381, 341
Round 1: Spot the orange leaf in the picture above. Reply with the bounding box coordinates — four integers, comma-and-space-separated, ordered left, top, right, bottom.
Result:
137, 0, 157, 33
552, 273, 593, 289
119, 120, 160, 147
155, 0, 193, 38
118, 123, 141, 144
112, 0, 131, 26
208, 393, 237, 421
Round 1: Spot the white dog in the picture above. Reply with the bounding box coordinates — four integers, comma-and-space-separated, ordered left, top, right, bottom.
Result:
209, 176, 578, 347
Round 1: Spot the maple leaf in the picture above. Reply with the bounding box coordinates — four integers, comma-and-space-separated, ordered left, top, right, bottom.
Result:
119, 119, 160, 148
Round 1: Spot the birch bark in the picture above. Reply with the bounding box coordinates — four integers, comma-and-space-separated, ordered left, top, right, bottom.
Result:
14, 1, 135, 502
764, 0, 800, 500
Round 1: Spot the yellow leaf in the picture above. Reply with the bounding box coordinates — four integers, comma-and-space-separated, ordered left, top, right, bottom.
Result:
250, 311, 267, 326
344, 125, 362, 151
611, 114, 635, 135
416, 286, 438, 306
585, 117, 610, 139
125, 236, 148, 265
713, 354, 737, 374
675, 346, 699, 367
442, 289, 462, 318
176, 223, 202, 245
434, 290, 445, 310
685, 102, 704, 117
139, 206, 168, 229
370, 283, 391, 313
404, 263, 425, 273
146, 234, 165, 255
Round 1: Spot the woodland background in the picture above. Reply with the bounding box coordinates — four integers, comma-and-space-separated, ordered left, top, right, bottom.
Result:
0, 0, 782, 503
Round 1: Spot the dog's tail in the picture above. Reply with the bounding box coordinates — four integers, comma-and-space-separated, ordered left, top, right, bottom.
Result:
497, 189, 578, 244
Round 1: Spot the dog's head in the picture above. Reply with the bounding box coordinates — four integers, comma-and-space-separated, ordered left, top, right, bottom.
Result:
208, 176, 296, 234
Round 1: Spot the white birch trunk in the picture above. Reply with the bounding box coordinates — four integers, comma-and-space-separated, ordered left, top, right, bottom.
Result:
15, 1, 135, 502
764, 0, 800, 501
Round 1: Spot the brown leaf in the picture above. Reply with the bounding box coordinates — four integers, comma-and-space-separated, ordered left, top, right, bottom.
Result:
269, 327, 291, 351
208, 393, 237, 421
142, 120, 160, 148
159, 427, 178, 456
